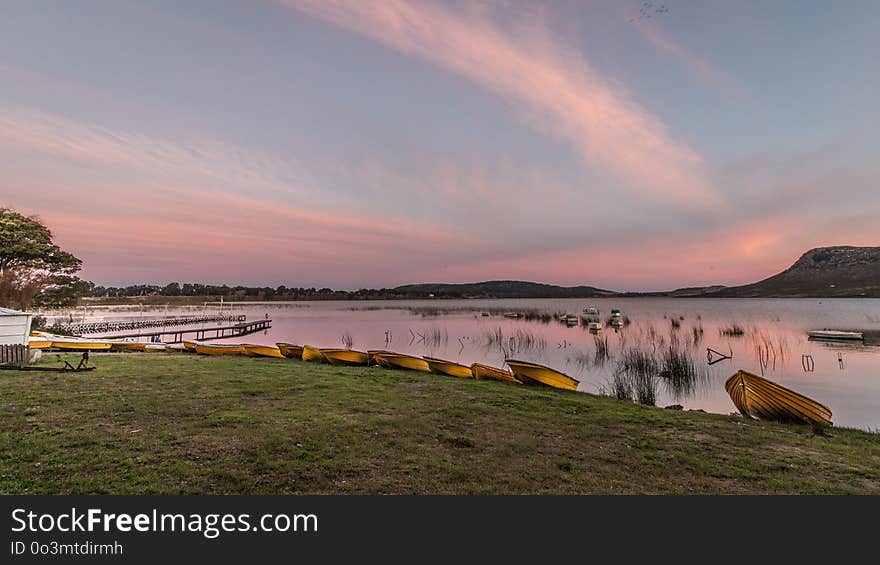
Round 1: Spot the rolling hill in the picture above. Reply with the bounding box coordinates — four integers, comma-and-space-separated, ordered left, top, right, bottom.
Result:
710, 246, 880, 298
393, 280, 617, 299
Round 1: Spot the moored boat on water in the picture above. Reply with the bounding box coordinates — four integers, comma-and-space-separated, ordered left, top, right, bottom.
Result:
583, 306, 599, 316
321, 348, 371, 366
194, 343, 246, 356
561, 314, 579, 325
471, 362, 520, 383
242, 344, 285, 358
301, 345, 327, 363
276, 343, 304, 359
587, 322, 603, 331
506, 359, 580, 391
807, 329, 863, 341
372, 352, 430, 372
424, 356, 473, 378
725, 370, 832, 427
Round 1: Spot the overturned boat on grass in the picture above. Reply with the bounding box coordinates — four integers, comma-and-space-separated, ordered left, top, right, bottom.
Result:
725, 370, 832, 427
505, 359, 579, 391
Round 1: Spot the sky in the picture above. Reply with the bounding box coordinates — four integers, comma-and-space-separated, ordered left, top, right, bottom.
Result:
1, 0, 878, 291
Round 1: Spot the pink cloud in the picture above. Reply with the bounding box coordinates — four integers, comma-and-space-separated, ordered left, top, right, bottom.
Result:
416, 214, 810, 290
282, 0, 720, 210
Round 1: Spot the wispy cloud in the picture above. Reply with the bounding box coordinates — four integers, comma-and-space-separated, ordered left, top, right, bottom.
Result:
1, 107, 473, 286
282, 0, 720, 210
628, 15, 744, 100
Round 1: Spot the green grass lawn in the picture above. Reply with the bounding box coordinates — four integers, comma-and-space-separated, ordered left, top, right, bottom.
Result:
1, 353, 878, 494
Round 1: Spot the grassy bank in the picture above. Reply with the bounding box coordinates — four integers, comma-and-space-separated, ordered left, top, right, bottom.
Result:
1, 354, 878, 494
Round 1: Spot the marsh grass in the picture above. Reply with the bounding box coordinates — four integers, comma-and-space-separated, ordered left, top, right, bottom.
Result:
692, 324, 704, 344
483, 327, 546, 357
341, 332, 353, 349
411, 327, 448, 347
751, 333, 788, 374
659, 345, 707, 399
720, 323, 746, 337
593, 335, 609, 365
609, 348, 659, 406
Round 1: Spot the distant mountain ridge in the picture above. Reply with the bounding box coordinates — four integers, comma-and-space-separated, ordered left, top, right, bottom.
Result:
709, 246, 880, 298
394, 280, 616, 298
395, 247, 880, 298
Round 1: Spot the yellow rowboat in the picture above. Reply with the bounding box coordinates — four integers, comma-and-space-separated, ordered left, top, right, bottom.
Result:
165, 343, 188, 353
144, 344, 167, 352
30, 332, 113, 351
276, 343, 304, 360
182, 341, 200, 352
424, 356, 473, 378
321, 348, 372, 366
725, 370, 832, 427
301, 345, 327, 363
242, 344, 285, 359
373, 352, 430, 372
506, 359, 580, 391
27, 338, 53, 349
471, 363, 520, 384
194, 343, 246, 356
48, 339, 113, 351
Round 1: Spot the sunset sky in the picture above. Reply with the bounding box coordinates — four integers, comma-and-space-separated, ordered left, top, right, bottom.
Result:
2, 0, 878, 290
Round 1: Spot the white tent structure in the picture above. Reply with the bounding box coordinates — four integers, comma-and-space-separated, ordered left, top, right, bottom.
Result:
0, 307, 33, 345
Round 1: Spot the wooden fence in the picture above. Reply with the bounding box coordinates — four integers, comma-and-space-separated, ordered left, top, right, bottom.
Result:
0, 344, 28, 367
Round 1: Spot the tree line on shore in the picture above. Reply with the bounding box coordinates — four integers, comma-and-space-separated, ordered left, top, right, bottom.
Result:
86, 283, 413, 301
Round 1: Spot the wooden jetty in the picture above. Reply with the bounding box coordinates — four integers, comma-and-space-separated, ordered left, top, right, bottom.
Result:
91, 319, 271, 344
62, 314, 246, 335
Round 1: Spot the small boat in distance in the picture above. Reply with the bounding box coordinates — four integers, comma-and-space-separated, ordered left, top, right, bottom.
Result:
587, 322, 603, 331
242, 344, 285, 358
725, 370, 832, 427
583, 306, 599, 316
471, 363, 520, 383
506, 359, 580, 391
276, 343, 304, 359
503, 312, 521, 319
807, 329, 864, 341
321, 348, 371, 366
424, 356, 473, 378
301, 345, 327, 363
373, 352, 430, 372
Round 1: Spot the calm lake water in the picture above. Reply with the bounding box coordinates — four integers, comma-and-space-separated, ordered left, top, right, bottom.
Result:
68, 298, 880, 431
